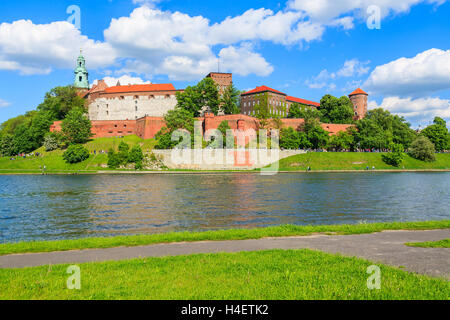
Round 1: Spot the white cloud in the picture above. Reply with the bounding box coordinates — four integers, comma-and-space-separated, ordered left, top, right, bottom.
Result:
103, 7, 275, 80
0, 20, 117, 75
0, 98, 11, 108
369, 96, 450, 127
365, 48, 450, 97
306, 59, 369, 90
218, 44, 274, 77
288, 0, 447, 22
93, 75, 152, 87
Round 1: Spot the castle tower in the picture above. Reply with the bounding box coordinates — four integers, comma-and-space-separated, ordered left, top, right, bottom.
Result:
349, 88, 368, 120
74, 50, 89, 89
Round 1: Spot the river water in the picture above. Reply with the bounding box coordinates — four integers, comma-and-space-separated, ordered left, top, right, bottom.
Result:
0, 172, 449, 243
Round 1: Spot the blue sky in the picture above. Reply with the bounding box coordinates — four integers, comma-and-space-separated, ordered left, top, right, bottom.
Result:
0, 0, 449, 128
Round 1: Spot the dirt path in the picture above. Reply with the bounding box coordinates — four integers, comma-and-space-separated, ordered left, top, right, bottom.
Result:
1, 229, 449, 279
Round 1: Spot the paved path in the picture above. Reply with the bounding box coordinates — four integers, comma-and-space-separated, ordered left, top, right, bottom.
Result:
1, 229, 449, 279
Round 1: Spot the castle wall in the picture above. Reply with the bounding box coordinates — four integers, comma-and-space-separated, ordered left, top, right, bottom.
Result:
349, 94, 368, 120
88, 93, 177, 121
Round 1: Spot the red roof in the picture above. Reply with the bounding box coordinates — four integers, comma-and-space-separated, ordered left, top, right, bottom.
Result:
104, 84, 176, 94
242, 86, 286, 96
349, 88, 368, 96
286, 96, 320, 107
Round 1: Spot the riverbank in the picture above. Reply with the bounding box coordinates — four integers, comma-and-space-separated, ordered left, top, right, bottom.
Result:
1, 149, 449, 174
1, 221, 449, 256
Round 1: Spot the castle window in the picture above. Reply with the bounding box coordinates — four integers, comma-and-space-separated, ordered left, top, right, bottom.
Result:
149, 95, 155, 99
106, 111, 109, 116
120, 96, 124, 100
135, 106, 138, 112
79, 76, 82, 82
165, 94, 170, 99
134, 95, 139, 100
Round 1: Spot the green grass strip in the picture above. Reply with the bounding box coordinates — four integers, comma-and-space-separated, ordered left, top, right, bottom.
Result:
406, 239, 450, 248
0, 249, 448, 300
1, 220, 449, 256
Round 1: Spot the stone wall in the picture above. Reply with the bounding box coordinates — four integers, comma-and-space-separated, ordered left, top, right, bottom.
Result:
152, 149, 306, 170
88, 94, 177, 121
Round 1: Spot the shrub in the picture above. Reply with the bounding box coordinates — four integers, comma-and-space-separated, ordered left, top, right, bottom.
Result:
129, 145, 144, 164
408, 136, 436, 162
382, 143, 404, 167
107, 149, 121, 169
43, 133, 59, 151
62, 144, 89, 164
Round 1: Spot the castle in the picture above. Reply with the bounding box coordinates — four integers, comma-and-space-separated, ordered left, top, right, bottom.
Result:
51, 52, 367, 139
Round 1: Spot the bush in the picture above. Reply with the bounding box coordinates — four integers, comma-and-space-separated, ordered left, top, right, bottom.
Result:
408, 136, 436, 162
129, 145, 144, 164
382, 143, 404, 167
107, 149, 121, 169
43, 133, 59, 151
62, 144, 89, 164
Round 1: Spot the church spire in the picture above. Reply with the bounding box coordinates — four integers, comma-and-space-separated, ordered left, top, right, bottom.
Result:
74, 49, 89, 89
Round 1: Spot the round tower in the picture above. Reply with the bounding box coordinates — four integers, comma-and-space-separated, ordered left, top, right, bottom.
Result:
349, 88, 368, 120
74, 49, 89, 90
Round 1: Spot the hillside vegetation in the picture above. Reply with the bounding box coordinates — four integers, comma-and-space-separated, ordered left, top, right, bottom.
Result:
277, 152, 450, 171
0, 135, 157, 173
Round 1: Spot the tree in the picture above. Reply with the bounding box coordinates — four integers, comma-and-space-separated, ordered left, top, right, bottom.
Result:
164, 108, 195, 133
176, 78, 220, 116
421, 117, 448, 152
29, 111, 54, 149
319, 95, 354, 124
117, 142, 130, 165
0, 134, 14, 157
356, 108, 416, 150
280, 127, 311, 150
43, 133, 59, 152
221, 83, 240, 115
328, 130, 355, 151
62, 144, 90, 164
409, 135, 436, 162
37, 86, 86, 120
107, 149, 121, 169
61, 107, 93, 145
12, 124, 35, 154
128, 145, 144, 169
382, 143, 404, 167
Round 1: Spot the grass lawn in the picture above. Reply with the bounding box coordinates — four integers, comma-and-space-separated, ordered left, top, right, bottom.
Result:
406, 239, 450, 248
0, 249, 448, 300
0, 135, 157, 173
277, 152, 450, 171
1, 220, 449, 256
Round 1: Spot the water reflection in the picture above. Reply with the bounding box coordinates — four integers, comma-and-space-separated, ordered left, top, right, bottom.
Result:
0, 172, 449, 243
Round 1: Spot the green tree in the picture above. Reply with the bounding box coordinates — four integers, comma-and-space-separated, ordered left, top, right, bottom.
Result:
43, 133, 59, 152
164, 108, 195, 133
107, 149, 121, 169
61, 107, 93, 145
37, 86, 86, 120
128, 145, 144, 164
221, 83, 241, 115
421, 117, 448, 152
62, 144, 90, 164
117, 142, 130, 165
382, 143, 404, 167
176, 78, 220, 116
29, 111, 54, 148
12, 124, 35, 154
319, 95, 354, 124
409, 135, 436, 162
328, 130, 355, 151
356, 108, 416, 150
0, 134, 14, 157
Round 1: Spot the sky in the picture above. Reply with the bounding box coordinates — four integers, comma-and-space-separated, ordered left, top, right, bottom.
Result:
0, 0, 449, 129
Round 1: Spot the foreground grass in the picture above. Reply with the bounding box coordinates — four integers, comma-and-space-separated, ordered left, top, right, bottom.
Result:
1, 250, 448, 300
406, 239, 450, 248
278, 152, 450, 171
0, 135, 157, 173
1, 220, 449, 256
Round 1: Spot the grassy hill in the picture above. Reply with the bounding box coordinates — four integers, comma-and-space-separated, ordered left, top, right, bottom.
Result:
0, 135, 157, 174
277, 152, 450, 171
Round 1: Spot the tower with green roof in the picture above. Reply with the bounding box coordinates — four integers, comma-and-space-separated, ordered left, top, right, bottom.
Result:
74, 50, 89, 89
